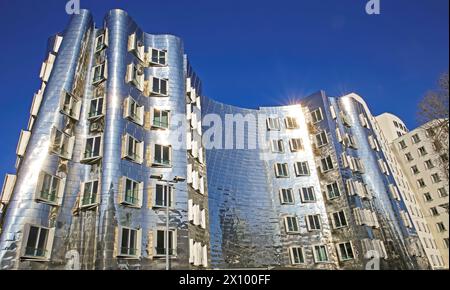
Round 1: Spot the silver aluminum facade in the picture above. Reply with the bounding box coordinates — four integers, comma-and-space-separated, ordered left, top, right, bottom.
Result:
0, 9, 430, 270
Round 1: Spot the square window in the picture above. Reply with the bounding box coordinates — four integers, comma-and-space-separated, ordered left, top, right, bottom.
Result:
267, 117, 281, 131
22, 225, 55, 260
337, 242, 355, 261
92, 63, 107, 84
418, 146, 427, 156
289, 138, 303, 152
399, 140, 407, 150
149, 77, 168, 96
438, 187, 448, 198
412, 134, 421, 144
285, 116, 299, 129
289, 247, 305, 265
152, 109, 170, 129
294, 161, 310, 176
313, 245, 329, 263
431, 173, 441, 183
59, 91, 81, 120
332, 211, 348, 229
120, 177, 143, 208
88, 97, 104, 120
326, 182, 341, 200
311, 108, 324, 124
154, 184, 173, 208
411, 165, 420, 175
405, 153, 413, 162
279, 188, 295, 204
149, 48, 167, 66
155, 229, 176, 256
300, 187, 316, 203
321, 156, 334, 172
122, 134, 144, 164
275, 163, 289, 178
124, 96, 144, 126
316, 131, 328, 147
81, 135, 102, 163
423, 193, 433, 202
284, 216, 300, 233
306, 214, 322, 231
271, 139, 284, 153
425, 160, 434, 169
50, 127, 75, 160
80, 180, 99, 208
119, 227, 141, 258
35, 171, 64, 206
153, 144, 172, 167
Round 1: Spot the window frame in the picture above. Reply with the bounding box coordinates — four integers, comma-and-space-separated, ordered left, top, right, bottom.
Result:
294, 161, 310, 176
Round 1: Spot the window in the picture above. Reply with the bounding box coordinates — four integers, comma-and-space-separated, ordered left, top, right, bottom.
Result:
275, 163, 289, 178
284, 216, 300, 233
417, 179, 426, 188
441, 154, 449, 163
50, 128, 75, 160
279, 188, 294, 204
289, 138, 303, 152
21, 225, 55, 260
438, 187, 448, 198
271, 139, 284, 153
80, 180, 99, 208
332, 211, 348, 229
431, 173, 441, 183
152, 109, 170, 129
300, 187, 316, 203
425, 160, 434, 169
412, 134, 421, 144
188, 200, 206, 228
81, 135, 102, 162
289, 247, 305, 265
405, 153, 413, 162
352, 157, 365, 173
326, 182, 341, 200
430, 207, 439, 216
59, 91, 81, 120
88, 97, 104, 119
437, 222, 446, 232
294, 161, 310, 176
393, 121, 399, 128
444, 238, 449, 249
345, 134, 358, 149
127, 32, 145, 61
310, 108, 323, 124
126, 63, 145, 91
122, 134, 144, 164
118, 227, 141, 258
321, 156, 334, 172
368, 135, 379, 151
148, 77, 168, 96
306, 215, 322, 231
285, 116, 299, 129
418, 146, 427, 156
153, 144, 172, 167
313, 245, 329, 263
35, 171, 64, 205
337, 242, 355, 261
120, 177, 143, 208
124, 96, 144, 126
92, 62, 107, 84
315, 131, 328, 147
399, 140, 407, 150
267, 117, 281, 131
424, 193, 433, 202
154, 184, 173, 208
411, 165, 420, 175
340, 112, 352, 127
149, 48, 167, 66
95, 33, 106, 52
155, 229, 176, 256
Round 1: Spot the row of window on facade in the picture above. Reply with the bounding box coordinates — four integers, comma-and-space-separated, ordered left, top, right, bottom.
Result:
274, 156, 335, 178
19, 223, 207, 267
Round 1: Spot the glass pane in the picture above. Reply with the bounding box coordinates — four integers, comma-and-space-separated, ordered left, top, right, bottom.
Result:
26, 226, 39, 255
157, 231, 165, 255
155, 145, 161, 163
160, 80, 167, 95
121, 228, 129, 254
155, 184, 163, 206
163, 146, 170, 164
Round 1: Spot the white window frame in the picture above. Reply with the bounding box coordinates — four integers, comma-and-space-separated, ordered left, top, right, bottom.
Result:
337, 242, 355, 261
285, 116, 299, 129
284, 216, 300, 234
289, 247, 305, 265
313, 245, 330, 263
121, 134, 144, 164
321, 156, 334, 173
275, 163, 289, 178
49, 127, 75, 160
271, 139, 284, 153
59, 90, 81, 120
88, 97, 105, 120
148, 77, 169, 96
279, 188, 295, 205
154, 228, 177, 257
315, 131, 328, 147
120, 177, 144, 208
21, 224, 55, 261
326, 181, 341, 200
300, 187, 316, 203
267, 117, 281, 131
152, 108, 170, 130
81, 135, 103, 163
123, 96, 145, 127
311, 108, 324, 124
117, 226, 142, 259
148, 48, 167, 66
92, 62, 107, 85
154, 184, 174, 208
289, 138, 303, 152
294, 161, 310, 176
34, 171, 65, 206
80, 179, 100, 209
153, 144, 172, 167
332, 210, 348, 229
306, 214, 322, 231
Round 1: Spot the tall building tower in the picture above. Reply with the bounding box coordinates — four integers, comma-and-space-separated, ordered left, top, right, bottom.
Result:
0, 9, 209, 270
376, 114, 449, 269
0, 9, 432, 270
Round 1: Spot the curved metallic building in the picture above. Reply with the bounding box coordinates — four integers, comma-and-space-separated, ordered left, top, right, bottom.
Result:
0, 9, 430, 270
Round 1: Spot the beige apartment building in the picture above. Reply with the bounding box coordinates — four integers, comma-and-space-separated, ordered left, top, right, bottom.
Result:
376, 113, 449, 269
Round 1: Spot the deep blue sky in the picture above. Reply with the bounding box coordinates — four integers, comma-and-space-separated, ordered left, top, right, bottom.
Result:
0, 0, 448, 176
